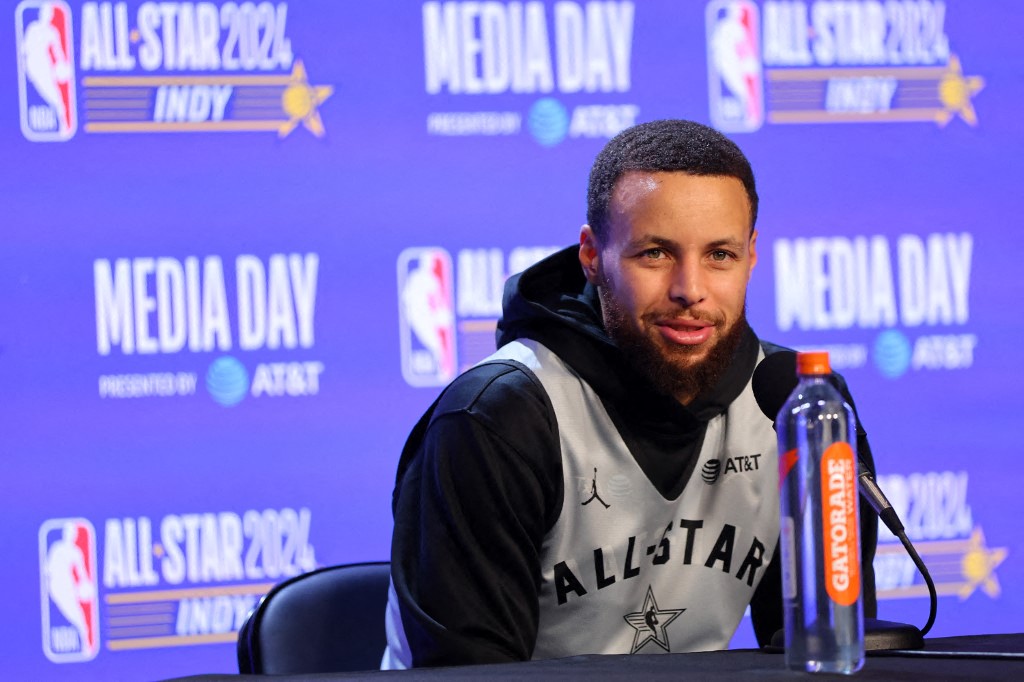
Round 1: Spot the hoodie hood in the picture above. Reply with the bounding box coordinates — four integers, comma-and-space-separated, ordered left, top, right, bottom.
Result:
497, 246, 612, 355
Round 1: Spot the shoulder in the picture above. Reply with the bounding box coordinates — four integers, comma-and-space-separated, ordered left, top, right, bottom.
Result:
419, 358, 561, 486
433, 359, 556, 435
417, 358, 564, 528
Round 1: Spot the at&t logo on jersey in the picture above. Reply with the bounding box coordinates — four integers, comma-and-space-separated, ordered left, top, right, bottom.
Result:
15, 1, 77, 141
706, 0, 763, 132
39, 518, 99, 662
398, 247, 458, 387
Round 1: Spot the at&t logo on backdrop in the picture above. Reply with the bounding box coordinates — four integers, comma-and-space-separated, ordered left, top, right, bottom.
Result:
39, 518, 99, 662
93, 253, 325, 405
772, 231, 975, 378
421, 1, 639, 145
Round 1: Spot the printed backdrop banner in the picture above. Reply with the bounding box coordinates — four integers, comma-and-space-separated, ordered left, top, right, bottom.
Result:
2, 1, 1021, 678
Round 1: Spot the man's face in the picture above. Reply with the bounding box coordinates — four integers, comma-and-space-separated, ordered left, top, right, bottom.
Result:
580, 171, 758, 403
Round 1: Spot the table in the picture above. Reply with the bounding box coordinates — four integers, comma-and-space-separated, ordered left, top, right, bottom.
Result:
166, 633, 1024, 681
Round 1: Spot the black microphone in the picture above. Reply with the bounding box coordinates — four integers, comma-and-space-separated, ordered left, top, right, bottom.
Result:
752, 350, 902, 537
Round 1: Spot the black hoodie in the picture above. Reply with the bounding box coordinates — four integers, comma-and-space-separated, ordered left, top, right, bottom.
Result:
388, 246, 877, 667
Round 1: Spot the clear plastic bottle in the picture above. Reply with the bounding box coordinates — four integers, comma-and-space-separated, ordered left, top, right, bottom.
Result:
777, 351, 864, 673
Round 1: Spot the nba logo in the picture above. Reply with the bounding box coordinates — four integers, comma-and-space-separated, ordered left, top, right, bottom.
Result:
706, 0, 764, 132
15, 1, 77, 141
39, 518, 100, 662
397, 247, 458, 387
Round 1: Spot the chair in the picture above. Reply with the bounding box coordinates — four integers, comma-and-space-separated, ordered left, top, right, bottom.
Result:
237, 561, 391, 674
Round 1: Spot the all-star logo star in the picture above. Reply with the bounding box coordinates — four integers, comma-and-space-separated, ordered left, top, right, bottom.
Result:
622, 586, 685, 653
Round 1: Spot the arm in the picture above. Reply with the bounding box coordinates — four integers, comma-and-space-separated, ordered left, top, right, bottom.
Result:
390, 362, 561, 666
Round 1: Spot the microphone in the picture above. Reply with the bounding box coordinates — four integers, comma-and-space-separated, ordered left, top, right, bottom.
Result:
751, 350, 902, 537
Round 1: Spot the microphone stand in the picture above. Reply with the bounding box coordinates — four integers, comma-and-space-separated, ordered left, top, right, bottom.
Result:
857, 472, 936, 650
769, 471, 938, 651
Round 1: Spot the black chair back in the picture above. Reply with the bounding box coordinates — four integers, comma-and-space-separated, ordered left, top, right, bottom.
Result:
237, 561, 391, 674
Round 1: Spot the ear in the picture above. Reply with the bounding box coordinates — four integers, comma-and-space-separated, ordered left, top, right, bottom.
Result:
747, 229, 758, 275
579, 225, 601, 285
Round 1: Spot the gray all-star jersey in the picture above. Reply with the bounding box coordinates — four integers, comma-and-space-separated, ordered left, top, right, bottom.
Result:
497, 339, 780, 657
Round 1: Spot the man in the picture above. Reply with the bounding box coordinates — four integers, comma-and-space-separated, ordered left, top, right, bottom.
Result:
383, 120, 877, 668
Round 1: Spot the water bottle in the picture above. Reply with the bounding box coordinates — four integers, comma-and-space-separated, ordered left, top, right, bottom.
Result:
777, 351, 864, 673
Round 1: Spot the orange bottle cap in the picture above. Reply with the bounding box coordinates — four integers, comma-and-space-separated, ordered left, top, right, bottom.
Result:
797, 351, 831, 375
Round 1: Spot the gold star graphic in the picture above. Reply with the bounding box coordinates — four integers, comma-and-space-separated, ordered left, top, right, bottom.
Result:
958, 527, 1007, 600
279, 60, 333, 138
936, 54, 985, 127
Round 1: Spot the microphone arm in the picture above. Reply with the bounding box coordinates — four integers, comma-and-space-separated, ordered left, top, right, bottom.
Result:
855, 463, 936, 637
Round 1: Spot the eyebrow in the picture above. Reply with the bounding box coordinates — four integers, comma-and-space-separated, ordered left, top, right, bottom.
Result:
626, 235, 748, 251
707, 237, 748, 250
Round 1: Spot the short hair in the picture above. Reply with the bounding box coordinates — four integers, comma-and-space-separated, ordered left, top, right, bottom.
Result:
586, 119, 759, 241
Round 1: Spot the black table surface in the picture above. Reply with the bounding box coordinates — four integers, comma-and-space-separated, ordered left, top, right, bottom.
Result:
167, 633, 1024, 682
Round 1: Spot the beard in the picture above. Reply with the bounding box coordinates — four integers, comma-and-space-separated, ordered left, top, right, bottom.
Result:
599, 285, 748, 403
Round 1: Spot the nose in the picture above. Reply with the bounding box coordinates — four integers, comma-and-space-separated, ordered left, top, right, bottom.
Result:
668, 260, 707, 307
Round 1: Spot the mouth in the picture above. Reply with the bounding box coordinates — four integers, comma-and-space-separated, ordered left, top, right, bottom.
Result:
653, 318, 715, 346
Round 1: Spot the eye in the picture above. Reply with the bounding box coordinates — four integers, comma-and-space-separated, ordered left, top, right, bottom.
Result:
710, 249, 731, 261
640, 248, 666, 260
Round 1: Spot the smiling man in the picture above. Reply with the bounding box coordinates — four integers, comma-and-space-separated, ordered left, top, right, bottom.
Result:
584, 170, 756, 405
383, 120, 878, 668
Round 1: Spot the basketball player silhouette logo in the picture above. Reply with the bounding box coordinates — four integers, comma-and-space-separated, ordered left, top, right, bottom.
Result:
40, 519, 99, 661
581, 467, 610, 508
